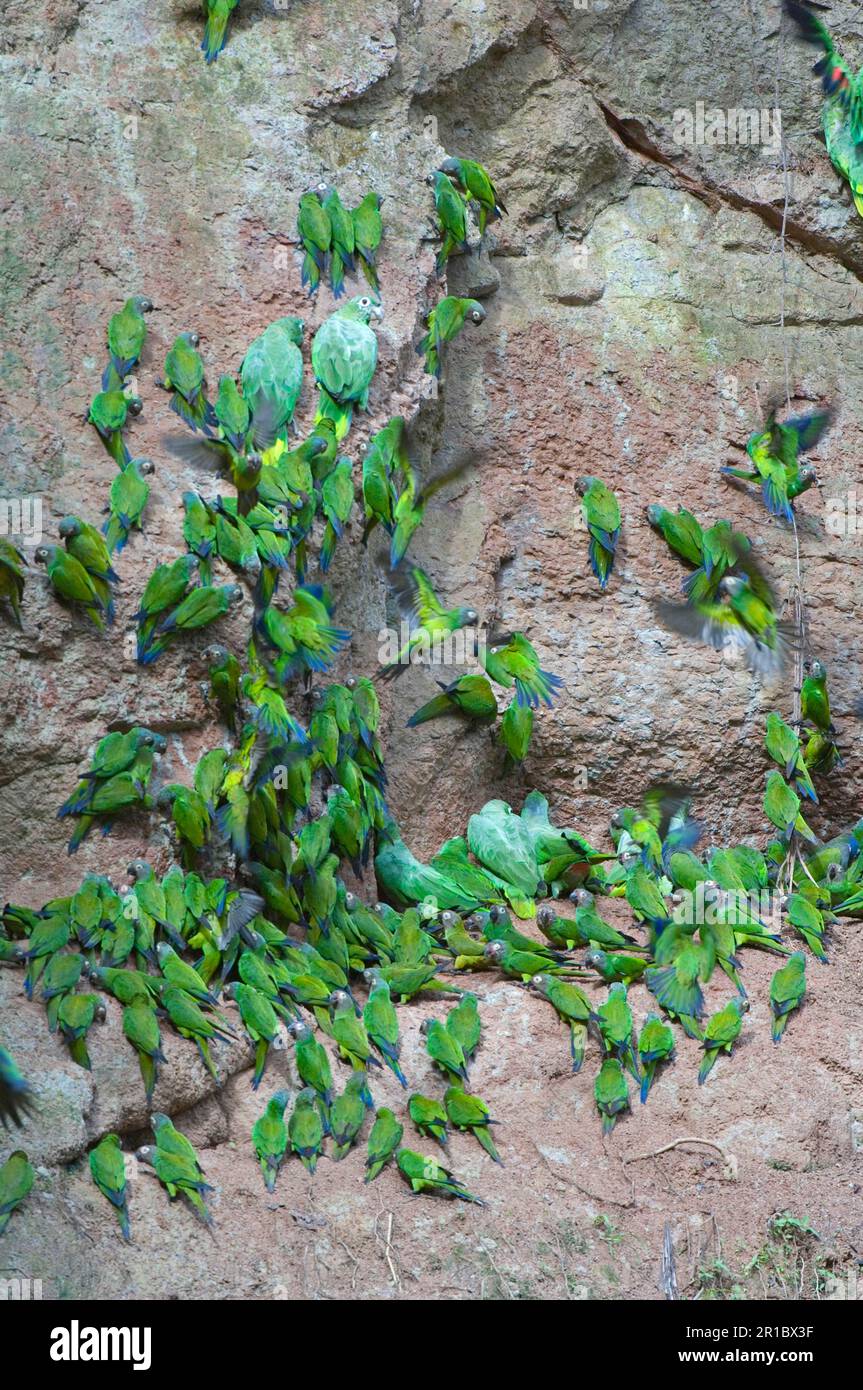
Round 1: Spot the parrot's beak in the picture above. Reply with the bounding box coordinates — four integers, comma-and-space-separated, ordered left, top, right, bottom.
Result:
371, 303, 385, 320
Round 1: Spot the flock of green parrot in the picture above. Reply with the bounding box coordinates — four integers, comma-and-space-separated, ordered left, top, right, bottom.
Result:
1, 1, 861, 1242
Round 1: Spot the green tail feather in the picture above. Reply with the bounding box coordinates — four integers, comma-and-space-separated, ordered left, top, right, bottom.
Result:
474, 1125, 502, 1164
570, 1021, 586, 1073
406, 692, 453, 726
698, 1048, 718, 1084
314, 387, 352, 442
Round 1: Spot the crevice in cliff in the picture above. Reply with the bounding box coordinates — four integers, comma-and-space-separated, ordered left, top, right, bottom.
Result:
593, 98, 863, 282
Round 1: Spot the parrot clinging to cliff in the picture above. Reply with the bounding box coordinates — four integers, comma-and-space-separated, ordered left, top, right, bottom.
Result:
438, 156, 506, 236
312, 296, 384, 441
104, 295, 153, 389
418, 296, 486, 379
578, 476, 621, 591
201, 0, 240, 63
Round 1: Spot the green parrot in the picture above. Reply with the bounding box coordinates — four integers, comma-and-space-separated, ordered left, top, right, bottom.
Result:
765, 711, 817, 802
145, 584, 242, 664
320, 455, 355, 573
312, 295, 383, 440
34, 544, 110, 631
150, 1113, 207, 1176
647, 503, 705, 570
429, 170, 468, 272
225, 982, 279, 1089
764, 770, 817, 843
800, 659, 834, 734
698, 997, 749, 1083
258, 583, 350, 680
786, 0, 863, 217
594, 1057, 629, 1135
58, 515, 117, 617
203, 644, 241, 729
201, 0, 239, 62
439, 155, 506, 235
330, 1074, 368, 1159
156, 786, 211, 866
444, 1086, 501, 1163
499, 696, 533, 765
365, 1107, 403, 1181
161, 985, 233, 1082
89, 1133, 130, 1241
383, 565, 479, 680
289, 1087, 325, 1172
297, 188, 332, 295
135, 1144, 213, 1227
722, 407, 830, 520
351, 191, 383, 293
587, 948, 650, 989
360, 415, 405, 540
405, 675, 494, 733
804, 729, 842, 776
418, 296, 486, 378
160, 332, 214, 433
655, 564, 791, 681
396, 1147, 484, 1203
365, 962, 462, 1004
388, 453, 475, 568
136, 552, 198, 657
528, 973, 594, 1067
288, 1021, 334, 1109
548, 895, 639, 952
0, 1150, 34, 1235
252, 1090, 290, 1192
375, 821, 478, 912
479, 630, 564, 708
104, 457, 154, 553
88, 388, 142, 465
321, 186, 356, 298
58, 993, 106, 1070
577, 476, 621, 591
485, 938, 580, 983
0, 1045, 35, 1129
644, 929, 705, 1026
363, 976, 407, 1086
420, 1017, 468, 1084
637, 1014, 675, 1102
770, 952, 807, 1041
445, 992, 482, 1065
329, 990, 380, 1078
122, 1000, 165, 1103
104, 294, 152, 387
778, 895, 828, 961
241, 317, 305, 448
596, 982, 639, 1081
0, 538, 26, 628
182, 493, 216, 582
408, 1092, 449, 1147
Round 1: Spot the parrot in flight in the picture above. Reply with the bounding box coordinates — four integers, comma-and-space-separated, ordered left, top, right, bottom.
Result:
577, 476, 621, 591
0, 1045, 35, 1129
380, 564, 479, 680
785, 1, 863, 218
418, 296, 486, 379
654, 558, 792, 682
722, 407, 830, 521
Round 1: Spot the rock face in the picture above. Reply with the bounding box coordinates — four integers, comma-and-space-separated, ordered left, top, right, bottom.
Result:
1, 0, 862, 1298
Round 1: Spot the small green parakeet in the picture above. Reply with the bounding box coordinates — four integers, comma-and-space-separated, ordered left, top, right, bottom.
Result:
252, 1090, 290, 1192
89, 1133, 131, 1241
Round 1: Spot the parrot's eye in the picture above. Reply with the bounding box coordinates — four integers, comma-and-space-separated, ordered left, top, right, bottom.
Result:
471, 311, 483, 323
127, 398, 143, 415
189, 332, 200, 347
139, 459, 155, 475
360, 297, 370, 307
